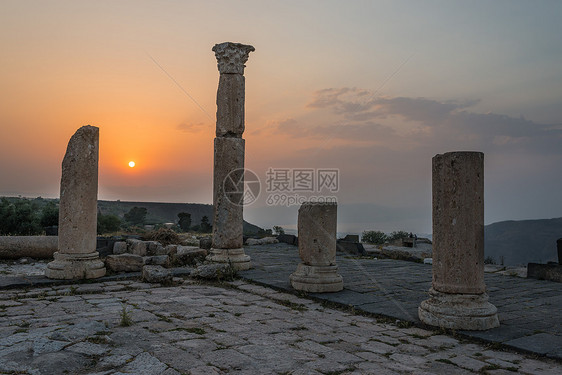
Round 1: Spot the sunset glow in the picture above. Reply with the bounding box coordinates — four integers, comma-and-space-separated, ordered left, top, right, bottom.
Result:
1, 0, 561, 234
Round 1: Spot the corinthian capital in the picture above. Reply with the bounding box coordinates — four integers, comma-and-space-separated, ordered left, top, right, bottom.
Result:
213, 42, 255, 74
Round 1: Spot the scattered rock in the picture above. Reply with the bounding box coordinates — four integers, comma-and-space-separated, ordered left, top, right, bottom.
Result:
105, 254, 144, 272
174, 246, 207, 266
146, 241, 167, 256
127, 239, 147, 257
143, 255, 170, 267
199, 237, 212, 250
246, 237, 279, 246
142, 265, 172, 284
113, 241, 127, 255
191, 263, 235, 280
165, 244, 178, 256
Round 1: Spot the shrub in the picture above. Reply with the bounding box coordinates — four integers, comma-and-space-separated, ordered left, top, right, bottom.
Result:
388, 230, 409, 242
361, 230, 387, 244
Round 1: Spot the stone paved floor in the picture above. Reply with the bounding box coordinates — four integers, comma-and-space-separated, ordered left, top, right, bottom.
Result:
1, 278, 561, 375
240, 243, 562, 360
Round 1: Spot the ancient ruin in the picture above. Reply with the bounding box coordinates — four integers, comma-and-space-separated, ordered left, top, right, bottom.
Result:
418, 151, 499, 330
207, 42, 254, 271
45, 126, 106, 279
290, 202, 343, 292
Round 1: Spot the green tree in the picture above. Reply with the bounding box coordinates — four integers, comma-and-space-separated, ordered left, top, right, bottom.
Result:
40, 202, 59, 227
388, 230, 409, 242
361, 230, 387, 245
0, 198, 42, 235
200, 215, 212, 233
177, 212, 192, 232
97, 214, 122, 235
272, 225, 285, 235
124, 207, 147, 226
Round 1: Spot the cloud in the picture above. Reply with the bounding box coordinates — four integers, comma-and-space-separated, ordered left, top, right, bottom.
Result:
176, 122, 207, 132
300, 87, 562, 154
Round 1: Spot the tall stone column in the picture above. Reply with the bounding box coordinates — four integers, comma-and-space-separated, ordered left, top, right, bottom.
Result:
207, 42, 254, 271
45, 126, 106, 279
290, 202, 343, 292
418, 152, 499, 330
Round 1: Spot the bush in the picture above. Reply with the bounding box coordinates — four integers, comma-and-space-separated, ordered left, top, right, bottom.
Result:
40, 202, 59, 227
97, 214, 122, 235
388, 230, 409, 242
361, 230, 387, 244
0, 198, 42, 235
177, 212, 192, 232
199, 216, 212, 233
124, 207, 147, 226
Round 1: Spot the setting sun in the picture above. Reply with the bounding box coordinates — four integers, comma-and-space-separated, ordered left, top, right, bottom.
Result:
128, 161, 135, 168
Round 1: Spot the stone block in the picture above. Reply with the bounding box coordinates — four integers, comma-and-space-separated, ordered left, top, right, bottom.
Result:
127, 239, 147, 256
199, 237, 212, 250
191, 263, 235, 280
142, 265, 172, 284
113, 241, 127, 255
105, 254, 144, 272
297, 202, 337, 266
146, 241, 167, 256
246, 237, 279, 246
527, 263, 562, 282
174, 246, 207, 266
143, 255, 170, 267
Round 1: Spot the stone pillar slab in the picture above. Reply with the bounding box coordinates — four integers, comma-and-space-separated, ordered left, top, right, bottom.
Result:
290, 202, 343, 292
419, 151, 498, 330
45, 125, 106, 279
216, 74, 245, 137
212, 137, 245, 249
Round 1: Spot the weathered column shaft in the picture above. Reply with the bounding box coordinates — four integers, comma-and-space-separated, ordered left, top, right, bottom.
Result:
212, 137, 244, 249
216, 74, 245, 137
58, 128, 99, 255
419, 151, 498, 330
45, 125, 106, 279
432, 151, 485, 294
298, 203, 337, 267
290, 202, 343, 293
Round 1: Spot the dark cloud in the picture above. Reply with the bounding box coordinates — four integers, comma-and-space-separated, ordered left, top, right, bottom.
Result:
301, 88, 562, 154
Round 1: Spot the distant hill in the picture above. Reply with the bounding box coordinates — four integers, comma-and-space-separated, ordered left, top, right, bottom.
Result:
485, 218, 562, 266
97, 200, 263, 235
0, 197, 264, 235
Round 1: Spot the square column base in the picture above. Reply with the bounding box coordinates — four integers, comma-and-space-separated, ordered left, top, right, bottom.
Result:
45, 251, 106, 280
290, 263, 343, 293
418, 287, 499, 330
206, 248, 251, 271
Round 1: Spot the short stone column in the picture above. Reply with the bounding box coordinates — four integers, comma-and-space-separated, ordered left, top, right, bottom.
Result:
45, 126, 106, 279
206, 42, 254, 271
418, 152, 499, 330
290, 202, 343, 292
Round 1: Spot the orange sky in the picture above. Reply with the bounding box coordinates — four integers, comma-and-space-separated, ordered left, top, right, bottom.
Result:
1, 1, 562, 233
